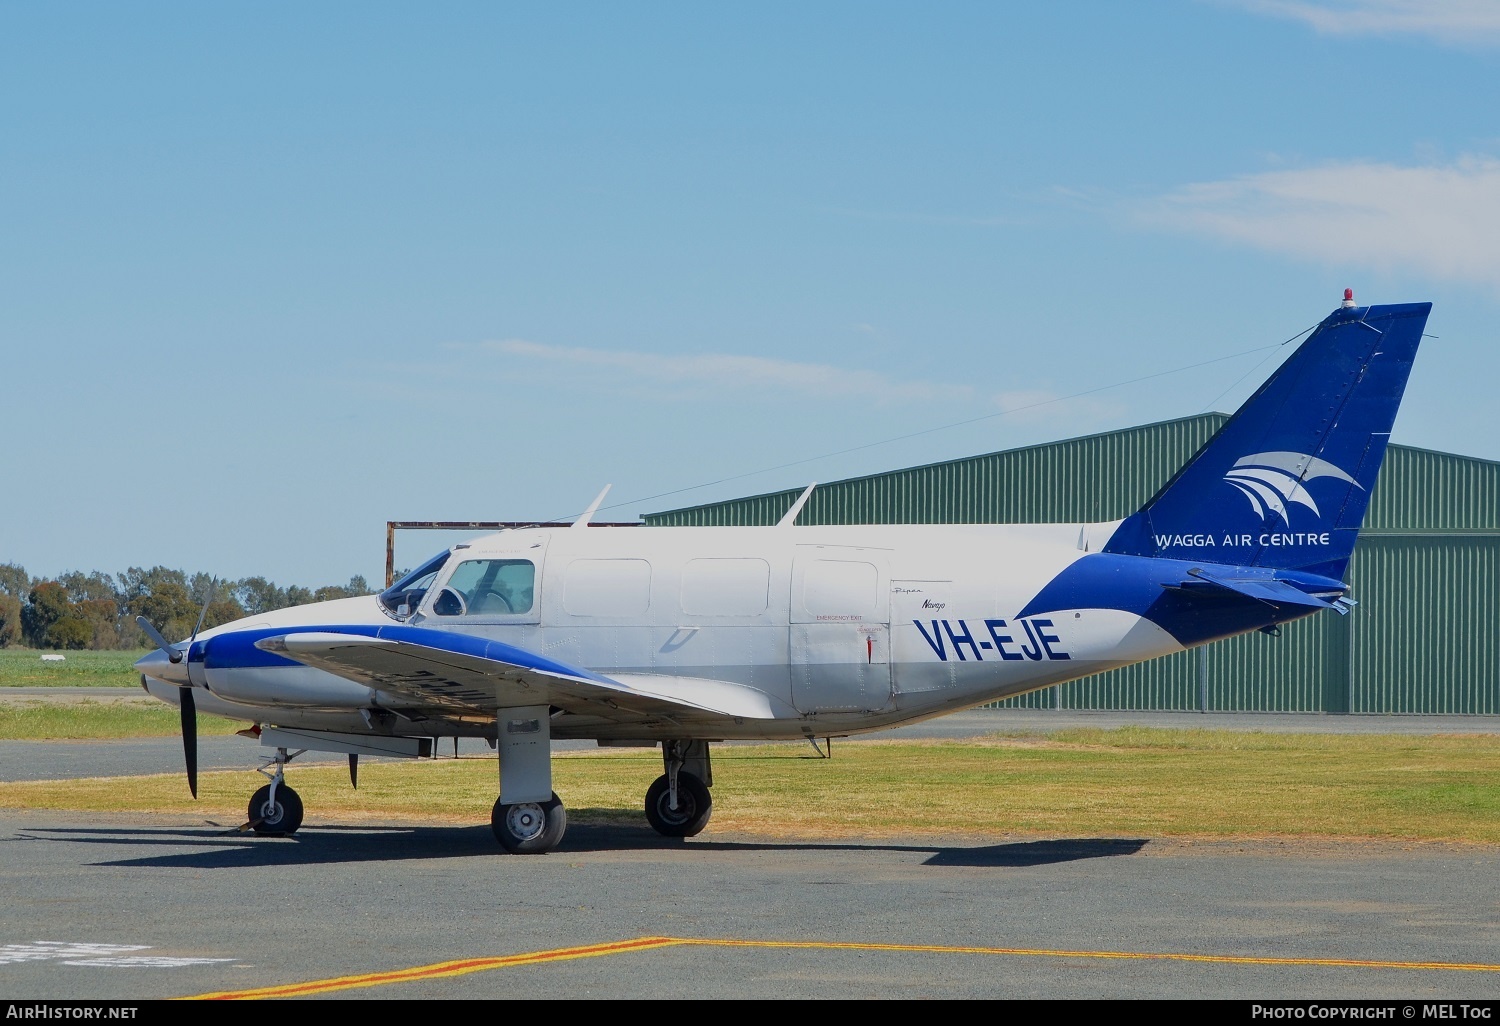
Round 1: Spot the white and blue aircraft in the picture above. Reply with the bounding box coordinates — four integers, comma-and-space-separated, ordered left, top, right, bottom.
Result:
136, 295, 1430, 853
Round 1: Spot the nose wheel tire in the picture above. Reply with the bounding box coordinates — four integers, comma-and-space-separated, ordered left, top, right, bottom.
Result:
248, 783, 304, 836
491, 792, 567, 853
645, 771, 711, 838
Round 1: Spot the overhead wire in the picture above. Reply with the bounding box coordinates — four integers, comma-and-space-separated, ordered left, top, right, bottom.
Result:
547, 325, 1320, 524
1198, 322, 1317, 414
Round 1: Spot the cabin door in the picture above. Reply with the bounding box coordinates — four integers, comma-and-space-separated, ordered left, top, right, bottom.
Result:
789, 546, 892, 714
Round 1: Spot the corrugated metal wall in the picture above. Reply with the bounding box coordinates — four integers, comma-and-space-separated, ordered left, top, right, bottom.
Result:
1363, 450, 1500, 531
645, 415, 1500, 714
646, 416, 1500, 532
1347, 535, 1500, 713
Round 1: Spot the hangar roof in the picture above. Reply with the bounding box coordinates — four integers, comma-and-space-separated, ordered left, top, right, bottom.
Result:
644, 413, 1500, 532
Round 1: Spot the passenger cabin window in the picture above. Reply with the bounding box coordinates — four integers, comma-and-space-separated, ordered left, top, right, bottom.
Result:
680, 558, 770, 615
432, 559, 536, 617
803, 560, 879, 618
563, 559, 651, 617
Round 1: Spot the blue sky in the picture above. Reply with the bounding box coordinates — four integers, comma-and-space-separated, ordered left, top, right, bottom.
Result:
4, 1, 1499, 585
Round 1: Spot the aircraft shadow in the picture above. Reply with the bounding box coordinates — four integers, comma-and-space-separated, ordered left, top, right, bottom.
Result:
21, 819, 1147, 870
917, 838, 1148, 866
665, 833, 1149, 866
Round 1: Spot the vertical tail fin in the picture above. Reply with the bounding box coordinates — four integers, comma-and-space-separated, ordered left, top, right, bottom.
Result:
1103, 300, 1431, 578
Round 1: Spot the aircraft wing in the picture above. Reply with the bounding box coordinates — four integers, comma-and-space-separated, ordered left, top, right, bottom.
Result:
254, 625, 793, 724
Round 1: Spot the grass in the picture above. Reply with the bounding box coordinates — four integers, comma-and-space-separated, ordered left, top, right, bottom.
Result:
0, 648, 147, 688
4, 727, 1500, 843
0, 700, 241, 739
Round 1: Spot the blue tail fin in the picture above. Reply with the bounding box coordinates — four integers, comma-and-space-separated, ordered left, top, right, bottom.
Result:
1103, 301, 1430, 579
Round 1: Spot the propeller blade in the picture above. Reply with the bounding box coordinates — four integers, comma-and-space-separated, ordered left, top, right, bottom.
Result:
348, 753, 359, 790
189, 582, 216, 644
180, 686, 198, 799
135, 616, 183, 663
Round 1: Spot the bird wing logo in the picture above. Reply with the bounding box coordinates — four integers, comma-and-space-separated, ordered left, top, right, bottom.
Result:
1223, 451, 1361, 526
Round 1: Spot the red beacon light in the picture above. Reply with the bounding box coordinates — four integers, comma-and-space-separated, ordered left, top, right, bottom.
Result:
1342, 288, 1356, 309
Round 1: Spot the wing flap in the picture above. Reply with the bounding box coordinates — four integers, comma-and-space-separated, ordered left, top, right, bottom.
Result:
610, 673, 795, 721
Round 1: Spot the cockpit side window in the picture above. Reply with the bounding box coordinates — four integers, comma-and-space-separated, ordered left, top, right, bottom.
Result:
378, 551, 450, 619
432, 559, 536, 617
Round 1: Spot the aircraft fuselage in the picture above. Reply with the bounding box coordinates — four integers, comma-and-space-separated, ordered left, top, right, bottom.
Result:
143, 520, 1303, 741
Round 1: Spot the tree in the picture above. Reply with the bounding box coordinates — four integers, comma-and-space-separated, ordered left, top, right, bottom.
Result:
120, 567, 199, 642
118, 566, 188, 604
134, 582, 198, 642
0, 563, 30, 601
56, 573, 124, 648
231, 577, 322, 613
117, 616, 150, 649
313, 575, 375, 602
0, 594, 21, 647
0, 565, 382, 648
58, 571, 120, 606
203, 597, 246, 630
76, 598, 122, 649
188, 572, 221, 607
232, 577, 279, 615
22, 582, 72, 648
46, 615, 93, 650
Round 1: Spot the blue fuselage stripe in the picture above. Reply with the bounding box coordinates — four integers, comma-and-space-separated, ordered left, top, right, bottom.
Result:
202, 623, 616, 683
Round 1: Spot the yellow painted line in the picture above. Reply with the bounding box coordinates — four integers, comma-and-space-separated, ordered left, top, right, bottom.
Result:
181, 935, 1500, 999
678, 937, 1500, 973
183, 936, 689, 1000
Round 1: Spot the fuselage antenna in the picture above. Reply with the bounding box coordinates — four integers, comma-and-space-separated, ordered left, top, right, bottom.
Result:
573, 485, 613, 528
777, 483, 817, 527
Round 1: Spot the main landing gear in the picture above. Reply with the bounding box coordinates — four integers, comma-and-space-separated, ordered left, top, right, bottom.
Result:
645, 740, 713, 838
248, 746, 304, 836
491, 792, 568, 853
485, 725, 716, 852
491, 704, 567, 854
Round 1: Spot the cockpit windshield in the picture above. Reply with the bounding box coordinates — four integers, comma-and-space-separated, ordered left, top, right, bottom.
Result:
378, 550, 450, 619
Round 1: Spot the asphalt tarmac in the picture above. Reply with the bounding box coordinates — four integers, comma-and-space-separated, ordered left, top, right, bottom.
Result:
3, 705, 1499, 999
1, 812, 1497, 1000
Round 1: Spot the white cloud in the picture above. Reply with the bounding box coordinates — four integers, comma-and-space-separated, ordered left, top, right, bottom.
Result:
1135, 157, 1500, 289
481, 339, 972, 404
1225, 0, 1500, 44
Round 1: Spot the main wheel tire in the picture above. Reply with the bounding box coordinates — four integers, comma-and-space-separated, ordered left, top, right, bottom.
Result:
491, 792, 567, 853
644, 772, 712, 838
248, 783, 304, 836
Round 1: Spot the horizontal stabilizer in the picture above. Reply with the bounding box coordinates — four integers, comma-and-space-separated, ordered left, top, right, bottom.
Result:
1174, 566, 1339, 611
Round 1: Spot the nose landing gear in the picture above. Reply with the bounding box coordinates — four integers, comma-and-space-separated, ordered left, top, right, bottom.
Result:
248, 782, 303, 835
247, 746, 305, 836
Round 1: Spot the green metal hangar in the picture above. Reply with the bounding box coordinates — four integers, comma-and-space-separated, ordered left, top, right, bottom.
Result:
645, 414, 1500, 715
